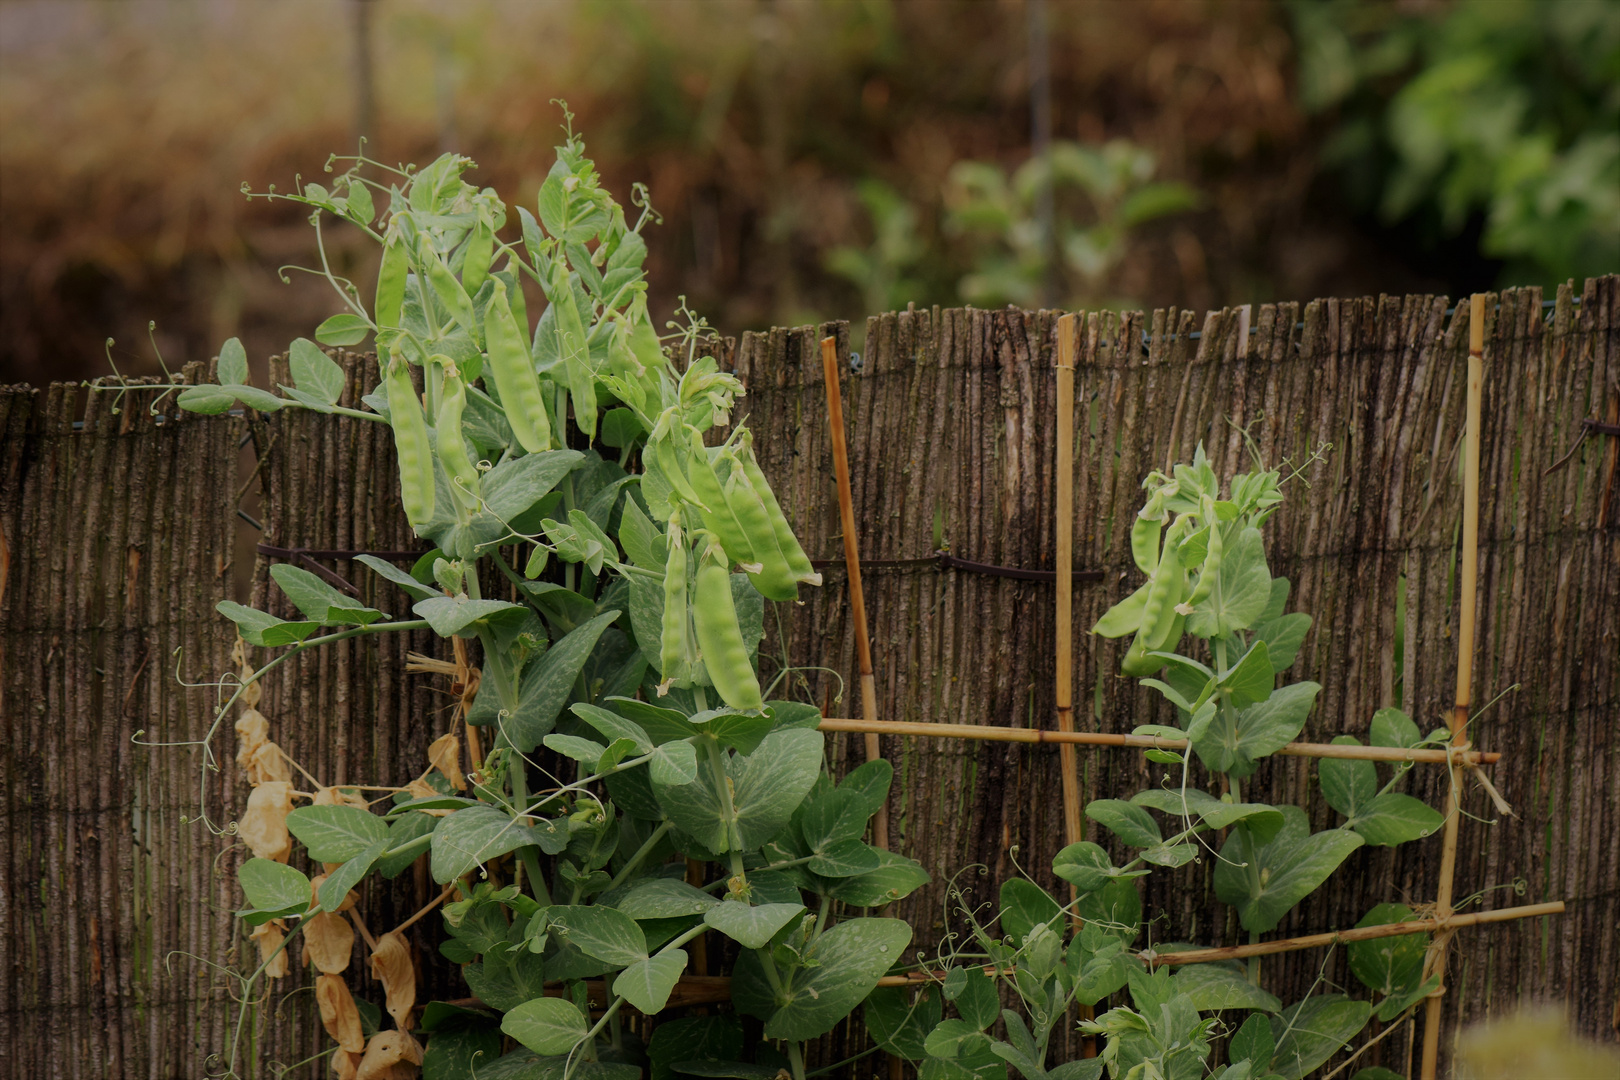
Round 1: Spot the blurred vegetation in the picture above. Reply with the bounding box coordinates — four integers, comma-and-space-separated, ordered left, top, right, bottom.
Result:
0, 0, 1614, 386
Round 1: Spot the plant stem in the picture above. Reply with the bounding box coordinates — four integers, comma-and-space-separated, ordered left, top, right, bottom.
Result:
1247, 930, 1260, 983
605, 821, 674, 892
787, 1042, 807, 1080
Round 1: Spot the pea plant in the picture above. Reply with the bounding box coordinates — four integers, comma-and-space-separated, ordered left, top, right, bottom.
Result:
178, 119, 928, 1080
870, 449, 1451, 1080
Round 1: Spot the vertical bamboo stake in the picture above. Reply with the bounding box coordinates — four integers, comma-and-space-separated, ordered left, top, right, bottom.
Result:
1054, 315, 1082, 854
822, 335, 888, 850
1420, 293, 1485, 1080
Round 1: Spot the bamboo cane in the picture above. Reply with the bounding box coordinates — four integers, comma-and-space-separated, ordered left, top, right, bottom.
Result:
1054, 314, 1082, 853
1421, 293, 1486, 1080
815, 717, 1500, 765
822, 335, 888, 850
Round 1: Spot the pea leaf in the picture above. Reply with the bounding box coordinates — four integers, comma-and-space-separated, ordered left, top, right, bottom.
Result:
703, 901, 806, 949
1321, 738, 1442, 845
354, 554, 437, 602
1268, 995, 1371, 1080
177, 383, 240, 415
865, 985, 942, 1062
237, 858, 309, 921
1253, 612, 1311, 671
412, 595, 526, 637
495, 612, 621, 752
827, 848, 931, 907
216, 600, 320, 647
1084, 799, 1162, 848
1219, 639, 1275, 708
285, 805, 388, 863
1169, 963, 1282, 1012
1185, 527, 1271, 638
430, 804, 568, 883
1229, 1012, 1275, 1073
1370, 707, 1422, 750
502, 997, 589, 1056
551, 904, 648, 966
649, 740, 699, 787
572, 702, 653, 752
290, 337, 348, 403
763, 917, 913, 1040
1214, 806, 1364, 933
1192, 681, 1321, 778
318, 837, 387, 912
614, 879, 718, 919
614, 950, 688, 1014
314, 314, 372, 348
999, 878, 1061, 945
270, 564, 385, 626
217, 337, 250, 385
1054, 841, 1125, 892
1131, 787, 1284, 843
731, 728, 825, 850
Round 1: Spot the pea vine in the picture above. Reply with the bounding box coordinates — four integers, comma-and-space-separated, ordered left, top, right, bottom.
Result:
177, 116, 928, 1080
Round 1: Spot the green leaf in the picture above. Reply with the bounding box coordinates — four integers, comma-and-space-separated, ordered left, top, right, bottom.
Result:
1046, 1061, 1105, 1080
1253, 612, 1311, 671
318, 836, 387, 912
1214, 806, 1365, 933
421, 1018, 502, 1080
290, 337, 347, 402
375, 811, 437, 879
1084, 799, 1162, 848
216, 600, 320, 646
1076, 877, 1141, 944
1347, 903, 1428, 1003
1230, 1012, 1275, 1075
828, 848, 931, 907
730, 728, 824, 849
1220, 639, 1275, 708
605, 697, 701, 745
925, 1019, 989, 1060
765, 917, 913, 1040
619, 499, 664, 572
544, 733, 609, 763
177, 383, 240, 415
268, 564, 385, 626
704, 901, 806, 949
502, 997, 589, 1056
999, 878, 1061, 945
808, 838, 882, 877
463, 949, 548, 1011
314, 314, 371, 348
649, 1016, 744, 1080
216, 337, 249, 386
1322, 738, 1443, 845
285, 805, 388, 863
614, 950, 688, 1014
430, 804, 566, 883
237, 858, 309, 920
701, 712, 776, 756
1131, 787, 1284, 842
1193, 681, 1321, 778
497, 612, 621, 752
615, 879, 718, 919
551, 904, 648, 966
1268, 996, 1371, 1080
1169, 963, 1282, 1011
1370, 707, 1421, 749
482, 450, 586, 527
865, 985, 942, 1062
1319, 736, 1378, 818
572, 702, 653, 752
649, 740, 699, 786
355, 554, 437, 602
1054, 842, 1125, 891
1349, 1070, 1408, 1080
947, 965, 999, 1029
1185, 527, 1271, 638
412, 595, 526, 637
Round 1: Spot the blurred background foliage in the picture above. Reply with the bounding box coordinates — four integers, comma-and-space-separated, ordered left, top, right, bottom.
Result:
1, 0, 1615, 385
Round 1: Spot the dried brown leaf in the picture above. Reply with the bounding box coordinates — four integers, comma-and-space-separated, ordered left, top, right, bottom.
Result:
239, 781, 293, 861
368, 931, 416, 1031
305, 911, 355, 974
404, 778, 451, 816
355, 1029, 423, 1080
314, 785, 370, 809
427, 733, 466, 791
316, 973, 366, 1052
235, 707, 269, 763
247, 740, 291, 785
250, 920, 289, 979
331, 1048, 364, 1080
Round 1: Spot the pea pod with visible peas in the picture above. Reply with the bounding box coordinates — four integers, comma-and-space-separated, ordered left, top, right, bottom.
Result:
1120, 518, 1189, 677
736, 431, 821, 588
460, 211, 494, 297
483, 278, 552, 453
658, 514, 694, 693
374, 233, 408, 332
383, 346, 435, 526
684, 428, 760, 572
1185, 502, 1224, 607
692, 536, 763, 711
434, 361, 482, 517
424, 248, 479, 344
719, 452, 797, 601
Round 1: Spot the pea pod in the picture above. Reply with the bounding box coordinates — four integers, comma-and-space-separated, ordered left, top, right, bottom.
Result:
375, 233, 408, 331
1186, 513, 1224, 607
1131, 514, 1162, 575
424, 249, 479, 344
737, 432, 821, 587
460, 211, 494, 297
484, 278, 552, 453
383, 347, 435, 526
658, 515, 694, 692
684, 428, 759, 571
548, 259, 597, 440
435, 362, 482, 516
1120, 521, 1187, 677
721, 453, 797, 601
692, 537, 763, 710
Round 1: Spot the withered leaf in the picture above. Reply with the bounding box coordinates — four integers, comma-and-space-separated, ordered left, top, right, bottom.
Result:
305, 911, 355, 975
239, 781, 293, 862
316, 973, 365, 1052
368, 931, 416, 1031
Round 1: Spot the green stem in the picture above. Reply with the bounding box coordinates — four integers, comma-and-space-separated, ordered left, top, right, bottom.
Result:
606, 821, 674, 892
479, 624, 551, 906
703, 734, 747, 880
787, 1042, 807, 1080
1247, 930, 1261, 984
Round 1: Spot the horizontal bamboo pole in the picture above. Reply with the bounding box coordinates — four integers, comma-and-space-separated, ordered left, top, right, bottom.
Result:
817, 718, 1500, 765
1145, 901, 1563, 967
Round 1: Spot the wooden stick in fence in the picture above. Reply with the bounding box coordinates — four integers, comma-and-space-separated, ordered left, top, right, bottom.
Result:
1054, 314, 1082, 853
1144, 901, 1563, 968
815, 717, 1500, 765
822, 335, 888, 850
1422, 293, 1486, 1080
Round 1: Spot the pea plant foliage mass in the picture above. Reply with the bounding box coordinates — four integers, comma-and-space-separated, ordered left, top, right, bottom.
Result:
867, 451, 1454, 1080
180, 123, 927, 1080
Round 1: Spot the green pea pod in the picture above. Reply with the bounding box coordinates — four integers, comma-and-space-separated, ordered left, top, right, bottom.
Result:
721, 454, 798, 601
1186, 516, 1224, 607
548, 259, 597, 440
435, 362, 482, 516
1121, 526, 1185, 676
424, 249, 479, 344
1131, 513, 1162, 575
684, 428, 758, 571
737, 431, 821, 587
484, 278, 552, 453
692, 538, 763, 711
1092, 580, 1150, 638
658, 515, 694, 692
460, 212, 493, 297
375, 234, 408, 331
383, 347, 435, 526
